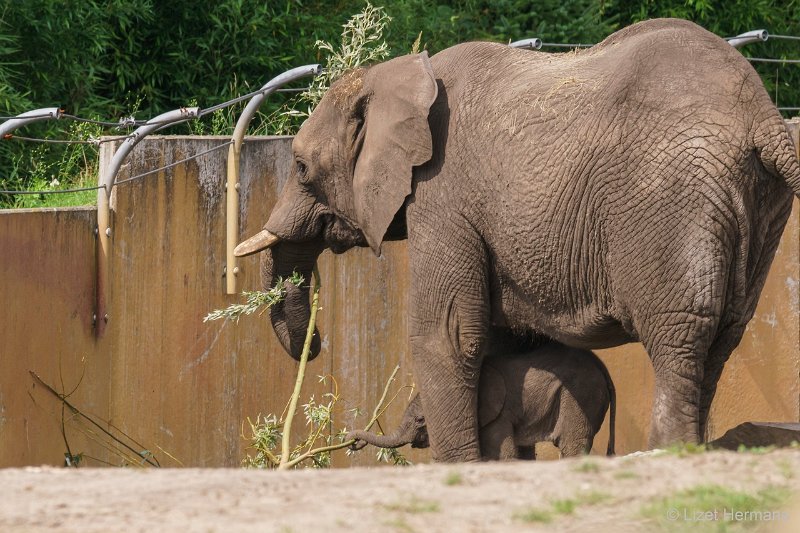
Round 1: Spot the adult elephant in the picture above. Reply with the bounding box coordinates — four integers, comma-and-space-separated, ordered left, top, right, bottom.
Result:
235, 18, 800, 462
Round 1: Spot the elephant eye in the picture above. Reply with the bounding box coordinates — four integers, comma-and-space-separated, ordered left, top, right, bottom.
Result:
296, 160, 308, 180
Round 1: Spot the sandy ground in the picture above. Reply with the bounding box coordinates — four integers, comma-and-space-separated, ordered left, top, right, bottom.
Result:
2, 449, 800, 532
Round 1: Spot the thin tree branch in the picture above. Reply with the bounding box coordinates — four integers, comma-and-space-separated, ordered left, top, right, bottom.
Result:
29, 371, 160, 467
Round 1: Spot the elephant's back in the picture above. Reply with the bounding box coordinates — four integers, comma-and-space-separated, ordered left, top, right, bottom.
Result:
431, 18, 760, 116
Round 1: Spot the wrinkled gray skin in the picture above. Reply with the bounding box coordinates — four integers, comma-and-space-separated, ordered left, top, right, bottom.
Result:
236, 19, 800, 462
346, 343, 616, 460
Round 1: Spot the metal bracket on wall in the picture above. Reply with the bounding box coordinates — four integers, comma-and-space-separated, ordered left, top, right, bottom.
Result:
95, 107, 200, 336
225, 64, 321, 295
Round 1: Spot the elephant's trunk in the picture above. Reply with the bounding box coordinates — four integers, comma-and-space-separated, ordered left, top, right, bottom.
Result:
346, 429, 416, 450
260, 240, 324, 361
346, 394, 430, 450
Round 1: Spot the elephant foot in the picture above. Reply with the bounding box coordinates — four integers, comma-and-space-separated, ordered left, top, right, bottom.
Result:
647, 389, 701, 449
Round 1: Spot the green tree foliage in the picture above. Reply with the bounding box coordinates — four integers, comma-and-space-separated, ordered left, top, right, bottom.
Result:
0, 1, 342, 118
1, 0, 798, 206
0, 0, 151, 115
382, 0, 616, 54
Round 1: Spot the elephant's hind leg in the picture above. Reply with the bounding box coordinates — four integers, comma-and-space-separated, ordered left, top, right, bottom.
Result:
558, 438, 593, 458
698, 323, 746, 441
644, 313, 715, 448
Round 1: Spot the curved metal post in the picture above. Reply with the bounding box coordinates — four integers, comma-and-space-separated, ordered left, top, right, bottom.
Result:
728, 30, 768, 48
225, 64, 322, 294
95, 107, 199, 336
509, 38, 543, 50
0, 107, 62, 138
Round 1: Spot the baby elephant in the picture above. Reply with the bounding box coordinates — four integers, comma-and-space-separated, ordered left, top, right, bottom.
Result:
347, 343, 615, 460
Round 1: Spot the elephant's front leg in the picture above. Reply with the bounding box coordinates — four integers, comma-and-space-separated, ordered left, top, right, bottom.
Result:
407, 222, 490, 463
410, 332, 484, 462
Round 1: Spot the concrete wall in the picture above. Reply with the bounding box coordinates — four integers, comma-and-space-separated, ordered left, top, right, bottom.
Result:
1, 131, 798, 467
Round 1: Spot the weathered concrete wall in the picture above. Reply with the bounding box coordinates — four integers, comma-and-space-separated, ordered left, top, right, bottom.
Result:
1, 130, 798, 467
0, 137, 421, 467
0, 207, 107, 466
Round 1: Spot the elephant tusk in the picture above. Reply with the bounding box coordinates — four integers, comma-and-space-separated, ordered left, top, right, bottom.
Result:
234, 229, 281, 257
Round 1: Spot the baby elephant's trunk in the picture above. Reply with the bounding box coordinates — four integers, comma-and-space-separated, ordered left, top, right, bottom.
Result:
346, 429, 414, 450
346, 395, 429, 451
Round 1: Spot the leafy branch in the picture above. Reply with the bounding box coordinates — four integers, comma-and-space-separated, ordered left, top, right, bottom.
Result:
243, 362, 408, 469
209, 264, 410, 468
303, 1, 391, 110
261, 1, 391, 134
203, 271, 305, 323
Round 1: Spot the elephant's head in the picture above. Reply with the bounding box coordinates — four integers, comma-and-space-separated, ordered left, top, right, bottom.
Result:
235, 52, 438, 360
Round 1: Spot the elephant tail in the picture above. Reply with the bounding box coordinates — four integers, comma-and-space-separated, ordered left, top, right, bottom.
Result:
589, 352, 616, 456
606, 374, 616, 456
755, 115, 800, 197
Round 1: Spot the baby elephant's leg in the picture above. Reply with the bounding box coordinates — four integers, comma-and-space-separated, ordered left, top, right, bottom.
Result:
480, 418, 517, 460
517, 446, 535, 460
558, 436, 593, 458
555, 393, 594, 458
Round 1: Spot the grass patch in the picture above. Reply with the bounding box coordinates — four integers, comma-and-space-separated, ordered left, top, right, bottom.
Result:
552, 491, 611, 516
579, 491, 611, 505
516, 490, 611, 524
736, 444, 776, 455
641, 484, 792, 532
382, 518, 415, 532
663, 442, 708, 457
513, 507, 553, 524
384, 497, 440, 514
11, 184, 97, 209
443, 471, 463, 486
551, 498, 576, 515
573, 459, 601, 473
614, 469, 639, 480
777, 459, 794, 480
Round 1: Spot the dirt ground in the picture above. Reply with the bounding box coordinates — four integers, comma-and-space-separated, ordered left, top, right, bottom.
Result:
2, 448, 800, 532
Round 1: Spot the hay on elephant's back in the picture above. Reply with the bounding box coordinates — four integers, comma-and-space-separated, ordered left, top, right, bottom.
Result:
330, 69, 366, 110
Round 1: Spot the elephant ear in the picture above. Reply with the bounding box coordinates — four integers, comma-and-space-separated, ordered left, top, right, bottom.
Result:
352, 52, 438, 254
478, 362, 507, 428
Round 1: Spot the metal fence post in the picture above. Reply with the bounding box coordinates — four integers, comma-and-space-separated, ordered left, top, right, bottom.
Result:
224, 64, 321, 294
95, 107, 199, 336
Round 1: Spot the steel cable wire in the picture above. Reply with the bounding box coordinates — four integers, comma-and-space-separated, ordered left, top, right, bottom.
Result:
112, 140, 233, 186
747, 57, 800, 64
0, 140, 232, 196
0, 184, 107, 196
